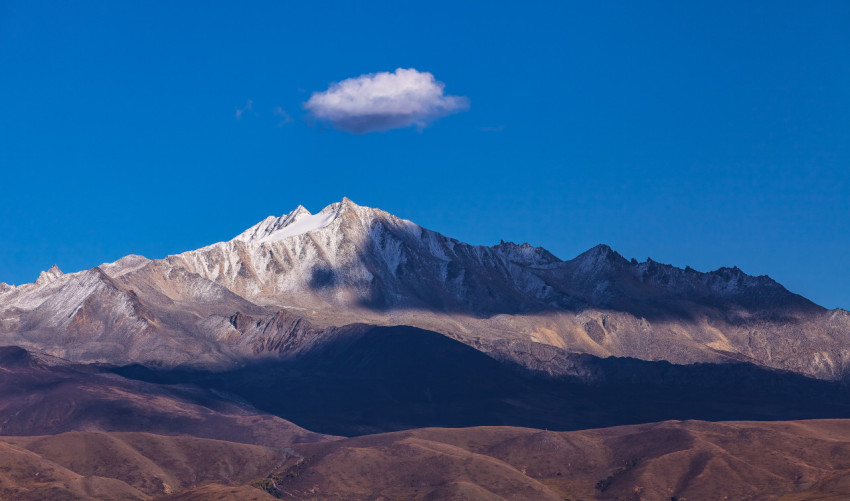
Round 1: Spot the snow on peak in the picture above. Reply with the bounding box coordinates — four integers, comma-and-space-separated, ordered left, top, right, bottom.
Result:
233, 198, 362, 244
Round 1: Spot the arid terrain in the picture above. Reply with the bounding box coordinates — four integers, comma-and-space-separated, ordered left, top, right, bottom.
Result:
0, 432, 285, 500
260, 419, 850, 501
5, 420, 850, 500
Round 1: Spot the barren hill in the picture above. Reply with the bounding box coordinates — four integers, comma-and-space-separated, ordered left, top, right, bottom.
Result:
255, 419, 850, 500
8, 420, 850, 500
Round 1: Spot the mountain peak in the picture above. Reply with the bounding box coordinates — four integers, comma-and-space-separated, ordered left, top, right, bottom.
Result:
233, 198, 366, 244
292, 204, 311, 216
589, 243, 614, 255
571, 244, 628, 271
35, 265, 63, 286
319, 197, 361, 216
491, 241, 561, 266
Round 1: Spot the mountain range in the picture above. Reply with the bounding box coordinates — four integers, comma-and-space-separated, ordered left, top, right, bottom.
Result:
2, 197, 848, 379
3, 198, 850, 499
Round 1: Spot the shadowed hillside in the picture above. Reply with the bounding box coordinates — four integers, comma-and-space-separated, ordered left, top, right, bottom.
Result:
114, 325, 850, 436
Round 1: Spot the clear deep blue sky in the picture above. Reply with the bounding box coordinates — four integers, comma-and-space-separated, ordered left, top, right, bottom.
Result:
1, 2, 848, 308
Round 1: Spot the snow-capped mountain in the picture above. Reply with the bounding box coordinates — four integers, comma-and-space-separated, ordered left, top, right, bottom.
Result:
171, 198, 811, 317
1, 198, 848, 379
168, 197, 558, 314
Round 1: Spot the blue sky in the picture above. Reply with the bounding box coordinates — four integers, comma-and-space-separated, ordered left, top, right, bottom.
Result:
1, 1, 848, 308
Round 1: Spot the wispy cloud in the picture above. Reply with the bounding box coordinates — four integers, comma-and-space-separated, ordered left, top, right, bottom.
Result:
273, 106, 294, 126
235, 100, 254, 120
303, 68, 469, 134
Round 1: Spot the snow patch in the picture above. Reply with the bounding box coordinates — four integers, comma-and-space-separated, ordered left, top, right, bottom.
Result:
256, 211, 339, 243
233, 201, 356, 244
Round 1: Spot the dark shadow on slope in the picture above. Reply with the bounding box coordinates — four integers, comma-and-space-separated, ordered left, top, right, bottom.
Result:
309, 267, 337, 290
349, 281, 823, 324
112, 326, 850, 437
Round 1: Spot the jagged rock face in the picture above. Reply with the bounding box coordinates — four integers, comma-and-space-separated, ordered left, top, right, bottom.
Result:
35, 264, 63, 286
1, 197, 848, 379
555, 245, 821, 316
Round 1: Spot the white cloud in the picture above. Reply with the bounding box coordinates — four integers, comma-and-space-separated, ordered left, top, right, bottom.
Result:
304, 68, 469, 134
